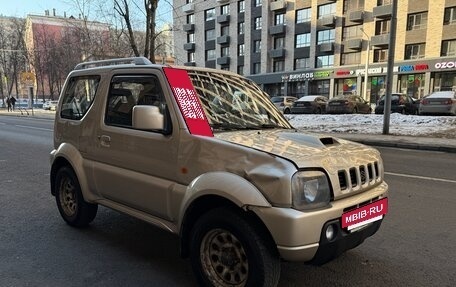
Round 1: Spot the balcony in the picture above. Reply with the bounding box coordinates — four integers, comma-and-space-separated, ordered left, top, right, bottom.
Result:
217, 56, 230, 65
184, 62, 196, 66
371, 33, 390, 48
269, 24, 286, 35
318, 15, 336, 28
318, 42, 334, 53
182, 3, 195, 13
373, 4, 392, 19
269, 48, 286, 58
183, 24, 195, 32
183, 43, 195, 51
344, 38, 362, 51
217, 35, 230, 45
349, 10, 364, 22
270, 0, 287, 11
217, 14, 230, 24
216, 0, 229, 3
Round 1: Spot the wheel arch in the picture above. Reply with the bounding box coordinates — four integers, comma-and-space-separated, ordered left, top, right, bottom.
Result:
179, 195, 277, 259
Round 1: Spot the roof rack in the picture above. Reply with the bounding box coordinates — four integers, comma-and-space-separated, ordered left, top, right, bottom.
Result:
74, 57, 152, 70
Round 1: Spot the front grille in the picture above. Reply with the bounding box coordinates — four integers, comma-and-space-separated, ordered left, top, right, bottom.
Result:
338, 161, 381, 192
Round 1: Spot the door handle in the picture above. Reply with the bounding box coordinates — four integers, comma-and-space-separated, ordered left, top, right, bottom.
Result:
98, 135, 111, 147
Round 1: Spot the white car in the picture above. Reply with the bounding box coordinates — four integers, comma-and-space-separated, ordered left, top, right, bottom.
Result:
43, 100, 59, 111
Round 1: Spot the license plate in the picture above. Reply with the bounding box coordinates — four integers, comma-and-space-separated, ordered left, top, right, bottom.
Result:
331, 102, 341, 105
341, 198, 388, 231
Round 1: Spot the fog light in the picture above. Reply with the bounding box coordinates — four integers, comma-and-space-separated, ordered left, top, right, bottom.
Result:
325, 224, 336, 241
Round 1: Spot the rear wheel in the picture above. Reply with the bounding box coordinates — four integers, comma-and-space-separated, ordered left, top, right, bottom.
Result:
316, 107, 322, 114
283, 108, 291, 114
55, 166, 98, 227
189, 207, 280, 287
353, 107, 358, 114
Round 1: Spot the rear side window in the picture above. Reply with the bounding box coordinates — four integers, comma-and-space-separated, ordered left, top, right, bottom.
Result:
60, 76, 100, 120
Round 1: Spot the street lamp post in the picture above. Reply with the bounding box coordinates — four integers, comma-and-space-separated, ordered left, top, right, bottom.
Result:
360, 28, 370, 103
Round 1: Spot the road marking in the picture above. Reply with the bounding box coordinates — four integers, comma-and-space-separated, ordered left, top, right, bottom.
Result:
385, 172, 456, 184
14, 125, 53, 132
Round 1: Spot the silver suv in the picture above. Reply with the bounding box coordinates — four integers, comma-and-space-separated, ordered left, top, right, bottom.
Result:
50, 57, 389, 287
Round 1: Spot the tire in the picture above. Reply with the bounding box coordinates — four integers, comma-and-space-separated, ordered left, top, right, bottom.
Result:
189, 207, 280, 287
55, 166, 98, 227
283, 108, 290, 114
353, 107, 358, 114
316, 107, 322, 114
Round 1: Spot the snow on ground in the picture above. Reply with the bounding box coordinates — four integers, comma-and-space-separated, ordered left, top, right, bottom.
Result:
285, 113, 456, 138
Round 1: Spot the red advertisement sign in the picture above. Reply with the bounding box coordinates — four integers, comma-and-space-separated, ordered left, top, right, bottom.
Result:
341, 198, 388, 230
163, 67, 213, 137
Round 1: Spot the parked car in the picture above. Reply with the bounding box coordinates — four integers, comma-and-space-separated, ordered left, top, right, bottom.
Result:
290, 95, 328, 114
43, 100, 59, 111
50, 57, 388, 286
270, 96, 298, 114
419, 91, 456, 115
326, 94, 372, 114
374, 93, 420, 115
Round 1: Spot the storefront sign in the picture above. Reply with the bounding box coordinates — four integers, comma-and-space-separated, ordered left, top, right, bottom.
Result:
435, 61, 456, 69
282, 70, 333, 82
336, 70, 355, 76
398, 64, 429, 72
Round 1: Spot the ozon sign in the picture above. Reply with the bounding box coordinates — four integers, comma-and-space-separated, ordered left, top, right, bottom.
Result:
435, 61, 456, 69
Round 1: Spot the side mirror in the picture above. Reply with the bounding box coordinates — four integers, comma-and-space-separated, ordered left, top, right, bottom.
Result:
132, 105, 164, 130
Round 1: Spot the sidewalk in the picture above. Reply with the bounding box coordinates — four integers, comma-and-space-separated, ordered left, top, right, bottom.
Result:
1, 108, 455, 153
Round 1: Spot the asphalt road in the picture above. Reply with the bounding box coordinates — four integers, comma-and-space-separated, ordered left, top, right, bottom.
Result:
0, 116, 455, 287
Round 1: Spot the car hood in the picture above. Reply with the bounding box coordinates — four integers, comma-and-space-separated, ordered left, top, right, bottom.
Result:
214, 129, 381, 174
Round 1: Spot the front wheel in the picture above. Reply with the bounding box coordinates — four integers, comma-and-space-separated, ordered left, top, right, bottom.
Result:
55, 166, 98, 227
283, 108, 291, 114
189, 207, 280, 287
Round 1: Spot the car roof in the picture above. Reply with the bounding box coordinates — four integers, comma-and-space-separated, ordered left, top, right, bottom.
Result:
297, 95, 323, 101
427, 91, 455, 98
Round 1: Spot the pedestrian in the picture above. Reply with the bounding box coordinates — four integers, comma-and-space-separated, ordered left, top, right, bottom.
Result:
10, 96, 17, 111
6, 97, 12, 112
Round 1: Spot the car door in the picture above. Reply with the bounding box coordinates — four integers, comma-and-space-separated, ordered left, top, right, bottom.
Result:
88, 70, 179, 220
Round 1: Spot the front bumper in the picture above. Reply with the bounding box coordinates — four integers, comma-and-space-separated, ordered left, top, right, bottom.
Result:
251, 182, 388, 262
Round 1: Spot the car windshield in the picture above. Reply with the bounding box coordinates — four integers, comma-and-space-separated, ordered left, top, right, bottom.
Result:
188, 70, 292, 131
270, 97, 284, 103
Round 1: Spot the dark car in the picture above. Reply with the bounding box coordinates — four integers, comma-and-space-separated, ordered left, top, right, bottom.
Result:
290, 95, 328, 114
375, 93, 419, 115
326, 95, 372, 114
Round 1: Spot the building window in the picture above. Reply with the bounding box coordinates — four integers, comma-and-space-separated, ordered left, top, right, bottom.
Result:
188, 52, 195, 62
187, 14, 194, 24
296, 8, 311, 23
342, 25, 363, 40
254, 17, 262, 30
343, 0, 365, 14
295, 33, 311, 48
221, 25, 229, 36
375, 20, 390, 35
294, 58, 310, 70
378, 0, 392, 5
317, 29, 335, 44
341, 52, 361, 65
275, 13, 285, 25
316, 55, 334, 68
221, 46, 230, 57
254, 0, 262, 7
444, 7, 456, 25
274, 37, 284, 49
407, 12, 427, 30
238, 0, 245, 13
238, 22, 245, 34
206, 49, 216, 60
205, 29, 215, 41
205, 8, 215, 21
252, 62, 261, 74
237, 65, 244, 75
221, 4, 230, 15
187, 33, 195, 43
221, 66, 230, 71
318, 3, 336, 19
273, 59, 285, 72
254, 40, 261, 53
405, 43, 425, 59
238, 44, 245, 56
441, 40, 456, 56
373, 49, 388, 62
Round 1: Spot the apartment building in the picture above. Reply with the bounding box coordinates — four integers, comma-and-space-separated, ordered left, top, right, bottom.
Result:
174, 0, 456, 103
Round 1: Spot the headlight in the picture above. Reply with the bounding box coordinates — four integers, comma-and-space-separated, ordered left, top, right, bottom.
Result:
291, 170, 331, 211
